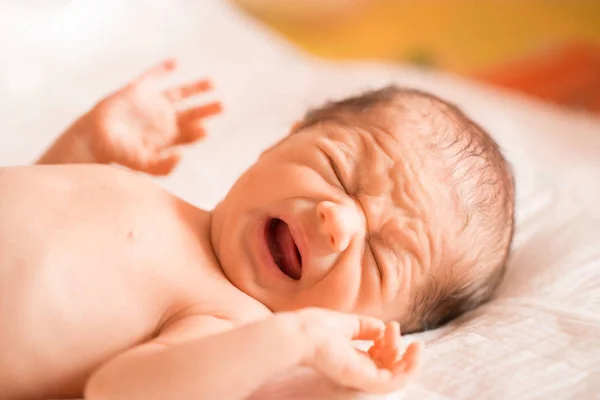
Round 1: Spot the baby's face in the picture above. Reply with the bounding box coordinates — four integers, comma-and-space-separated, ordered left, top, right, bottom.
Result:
211, 120, 454, 321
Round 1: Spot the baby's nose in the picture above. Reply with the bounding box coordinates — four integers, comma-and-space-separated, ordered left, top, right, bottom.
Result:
316, 201, 362, 253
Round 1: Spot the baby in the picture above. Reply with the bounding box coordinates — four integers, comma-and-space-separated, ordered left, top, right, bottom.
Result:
0, 60, 515, 400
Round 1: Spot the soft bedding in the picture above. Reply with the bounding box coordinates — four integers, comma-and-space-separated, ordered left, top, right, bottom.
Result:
1, 1, 599, 399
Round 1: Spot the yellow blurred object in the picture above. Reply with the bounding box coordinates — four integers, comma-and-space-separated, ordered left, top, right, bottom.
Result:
234, 0, 600, 112
234, 0, 369, 23
236, 0, 600, 70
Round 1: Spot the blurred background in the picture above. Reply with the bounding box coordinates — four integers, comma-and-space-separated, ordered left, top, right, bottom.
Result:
234, 0, 600, 114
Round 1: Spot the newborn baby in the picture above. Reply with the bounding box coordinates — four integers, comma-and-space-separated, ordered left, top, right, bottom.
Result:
0, 60, 514, 400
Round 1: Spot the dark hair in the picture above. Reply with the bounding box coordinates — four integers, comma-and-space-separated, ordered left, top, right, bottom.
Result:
299, 86, 515, 333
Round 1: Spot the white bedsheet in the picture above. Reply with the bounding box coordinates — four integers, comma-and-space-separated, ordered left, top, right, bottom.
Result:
1, 1, 599, 399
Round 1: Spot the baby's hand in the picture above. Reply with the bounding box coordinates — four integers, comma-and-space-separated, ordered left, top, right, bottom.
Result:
368, 321, 421, 373
296, 308, 422, 394
86, 59, 221, 175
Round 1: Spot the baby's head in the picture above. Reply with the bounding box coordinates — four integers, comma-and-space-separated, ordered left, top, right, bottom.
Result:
212, 86, 515, 332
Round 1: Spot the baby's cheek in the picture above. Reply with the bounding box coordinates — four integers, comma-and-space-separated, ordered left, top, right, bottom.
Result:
309, 272, 359, 312
326, 260, 371, 313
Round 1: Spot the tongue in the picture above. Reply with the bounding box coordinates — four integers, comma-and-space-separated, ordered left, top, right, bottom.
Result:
274, 222, 302, 280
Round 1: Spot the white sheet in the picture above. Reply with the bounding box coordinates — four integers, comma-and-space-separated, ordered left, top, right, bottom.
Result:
1, 1, 599, 399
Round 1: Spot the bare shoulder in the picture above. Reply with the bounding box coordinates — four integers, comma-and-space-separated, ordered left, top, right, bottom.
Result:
0, 164, 182, 225
0, 165, 146, 208
0, 164, 157, 195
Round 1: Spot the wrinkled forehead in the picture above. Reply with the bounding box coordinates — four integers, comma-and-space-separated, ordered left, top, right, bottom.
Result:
307, 110, 437, 183
305, 106, 462, 226
310, 116, 395, 161
307, 101, 452, 160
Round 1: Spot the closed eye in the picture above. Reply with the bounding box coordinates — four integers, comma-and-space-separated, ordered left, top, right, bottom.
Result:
368, 241, 384, 282
322, 151, 346, 190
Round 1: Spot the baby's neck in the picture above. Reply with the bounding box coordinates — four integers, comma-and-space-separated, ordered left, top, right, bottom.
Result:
204, 207, 226, 276
207, 202, 224, 271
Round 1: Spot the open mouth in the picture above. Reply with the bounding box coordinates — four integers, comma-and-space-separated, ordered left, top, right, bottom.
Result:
265, 218, 302, 280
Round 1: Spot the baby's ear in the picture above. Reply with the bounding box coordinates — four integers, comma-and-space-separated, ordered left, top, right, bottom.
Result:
289, 121, 303, 135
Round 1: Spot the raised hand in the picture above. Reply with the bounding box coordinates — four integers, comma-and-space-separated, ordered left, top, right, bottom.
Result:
87, 59, 221, 175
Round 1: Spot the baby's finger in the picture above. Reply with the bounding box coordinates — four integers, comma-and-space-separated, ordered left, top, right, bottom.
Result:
368, 345, 386, 369
392, 341, 423, 375
296, 308, 384, 344
178, 101, 223, 121
350, 315, 386, 341
367, 341, 381, 361
143, 150, 181, 176
314, 343, 392, 391
174, 120, 206, 146
378, 322, 402, 369
164, 80, 212, 102
388, 322, 403, 365
361, 341, 423, 394
367, 329, 386, 360
136, 59, 177, 84
385, 321, 401, 347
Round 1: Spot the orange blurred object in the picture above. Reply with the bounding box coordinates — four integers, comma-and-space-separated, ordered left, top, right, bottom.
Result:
474, 43, 600, 113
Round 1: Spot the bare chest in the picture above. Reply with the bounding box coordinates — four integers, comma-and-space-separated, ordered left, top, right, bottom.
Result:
0, 166, 266, 398
0, 219, 265, 399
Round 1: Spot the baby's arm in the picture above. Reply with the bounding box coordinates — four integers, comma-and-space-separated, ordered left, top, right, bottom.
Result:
85, 309, 421, 400
37, 59, 221, 175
